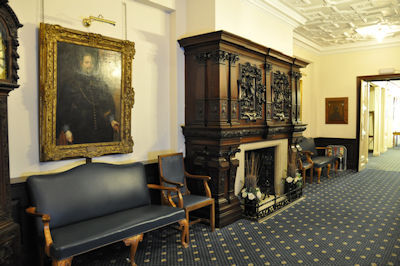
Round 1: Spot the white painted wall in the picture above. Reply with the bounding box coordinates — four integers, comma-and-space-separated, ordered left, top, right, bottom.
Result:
8, 0, 176, 179
9, 0, 398, 181
8, 0, 297, 181
291, 45, 320, 137
184, 0, 215, 37
215, 0, 294, 55
294, 44, 400, 139
184, 0, 296, 55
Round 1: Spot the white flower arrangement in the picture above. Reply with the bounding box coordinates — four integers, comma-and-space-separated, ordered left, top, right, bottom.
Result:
240, 187, 263, 201
284, 172, 303, 187
240, 151, 264, 202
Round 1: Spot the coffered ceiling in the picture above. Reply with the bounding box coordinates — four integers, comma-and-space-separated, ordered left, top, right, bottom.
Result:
278, 0, 400, 49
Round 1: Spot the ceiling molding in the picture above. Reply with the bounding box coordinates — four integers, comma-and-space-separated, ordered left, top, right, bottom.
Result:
277, 0, 400, 54
245, 0, 307, 28
293, 32, 323, 54
133, 0, 176, 13
294, 32, 400, 55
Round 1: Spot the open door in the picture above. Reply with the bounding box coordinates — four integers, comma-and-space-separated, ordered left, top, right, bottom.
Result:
358, 80, 369, 171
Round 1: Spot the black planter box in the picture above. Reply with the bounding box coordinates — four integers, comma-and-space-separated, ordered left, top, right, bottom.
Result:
241, 186, 303, 220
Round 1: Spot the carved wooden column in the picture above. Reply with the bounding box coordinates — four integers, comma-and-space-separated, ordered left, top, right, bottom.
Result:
0, 1, 22, 265
288, 69, 305, 177
179, 31, 308, 227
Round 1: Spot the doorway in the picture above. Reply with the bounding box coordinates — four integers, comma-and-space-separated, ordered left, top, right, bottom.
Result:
356, 73, 400, 171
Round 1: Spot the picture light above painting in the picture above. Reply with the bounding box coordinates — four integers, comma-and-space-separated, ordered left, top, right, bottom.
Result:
39, 23, 135, 161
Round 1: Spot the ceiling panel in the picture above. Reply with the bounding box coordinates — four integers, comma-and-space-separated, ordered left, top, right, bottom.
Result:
279, 0, 400, 47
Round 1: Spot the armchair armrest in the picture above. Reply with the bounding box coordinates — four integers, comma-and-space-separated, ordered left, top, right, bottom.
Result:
316, 146, 338, 157
184, 172, 212, 198
26, 207, 53, 256
147, 184, 184, 208
299, 150, 314, 164
160, 178, 184, 188
297, 158, 303, 169
147, 184, 179, 191
300, 150, 314, 156
184, 172, 211, 181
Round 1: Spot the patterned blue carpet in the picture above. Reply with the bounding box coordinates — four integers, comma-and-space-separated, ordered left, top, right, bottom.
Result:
74, 149, 400, 265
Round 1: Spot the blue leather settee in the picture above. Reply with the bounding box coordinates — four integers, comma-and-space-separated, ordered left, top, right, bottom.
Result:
26, 162, 189, 266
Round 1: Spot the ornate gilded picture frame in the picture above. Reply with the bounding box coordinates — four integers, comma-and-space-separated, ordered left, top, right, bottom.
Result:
39, 23, 135, 161
325, 97, 348, 124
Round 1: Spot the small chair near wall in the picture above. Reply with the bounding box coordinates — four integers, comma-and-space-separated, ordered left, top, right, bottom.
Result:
298, 137, 338, 184
158, 153, 215, 231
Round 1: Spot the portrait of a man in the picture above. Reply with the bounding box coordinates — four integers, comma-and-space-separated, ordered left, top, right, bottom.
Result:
39, 23, 135, 161
56, 42, 121, 145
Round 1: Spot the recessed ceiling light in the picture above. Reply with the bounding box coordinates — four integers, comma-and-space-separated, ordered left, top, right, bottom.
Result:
356, 24, 400, 42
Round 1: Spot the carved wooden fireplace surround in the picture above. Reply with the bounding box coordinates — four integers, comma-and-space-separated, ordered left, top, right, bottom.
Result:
179, 31, 308, 227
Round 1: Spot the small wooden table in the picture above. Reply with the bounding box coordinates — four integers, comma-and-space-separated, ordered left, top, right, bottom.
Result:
394, 132, 400, 146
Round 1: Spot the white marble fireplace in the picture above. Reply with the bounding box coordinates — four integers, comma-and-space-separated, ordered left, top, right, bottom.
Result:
234, 139, 288, 196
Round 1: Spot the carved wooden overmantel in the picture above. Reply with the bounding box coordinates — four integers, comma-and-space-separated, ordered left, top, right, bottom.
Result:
179, 31, 308, 227
0, 0, 22, 265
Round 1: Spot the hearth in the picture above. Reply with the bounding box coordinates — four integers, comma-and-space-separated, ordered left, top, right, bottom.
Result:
245, 147, 275, 196
235, 139, 288, 197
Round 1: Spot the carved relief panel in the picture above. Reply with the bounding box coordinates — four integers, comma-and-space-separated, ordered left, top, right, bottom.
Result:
271, 70, 291, 121
238, 62, 266, 121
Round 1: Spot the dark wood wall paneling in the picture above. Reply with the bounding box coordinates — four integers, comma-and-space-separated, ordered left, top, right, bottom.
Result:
314, 138, 357, 170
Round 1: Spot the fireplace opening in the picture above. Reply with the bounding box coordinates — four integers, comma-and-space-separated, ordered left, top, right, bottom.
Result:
245, 147, 275, 196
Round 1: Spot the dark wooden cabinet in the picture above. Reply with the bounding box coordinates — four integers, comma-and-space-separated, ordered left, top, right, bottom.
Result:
179, 31, 308, 227
0, 1, 22, 265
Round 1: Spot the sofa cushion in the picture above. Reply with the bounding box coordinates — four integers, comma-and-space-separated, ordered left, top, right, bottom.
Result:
27, 162, 151, 230
50, 205, 185, 260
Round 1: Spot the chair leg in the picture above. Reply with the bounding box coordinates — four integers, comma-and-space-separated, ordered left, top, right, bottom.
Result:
301, 169, 306, 186
123, 233, 144, 266
186, 209, 190, 228
335, 159, 338, 174
327, 164, 331, 178
210, 201, 215, 232
178, 219, 189, 248
52, 258, 73, 266
316, 168, 322, 184
309, 167, 315, 184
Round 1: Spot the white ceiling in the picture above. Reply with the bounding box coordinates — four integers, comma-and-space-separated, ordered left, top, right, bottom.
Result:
276, 0, 400, 50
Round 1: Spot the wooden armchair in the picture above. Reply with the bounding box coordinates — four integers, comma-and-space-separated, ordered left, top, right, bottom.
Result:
158, 153, 215, 231
297, 137, 338, 184
297, 156, 313, 186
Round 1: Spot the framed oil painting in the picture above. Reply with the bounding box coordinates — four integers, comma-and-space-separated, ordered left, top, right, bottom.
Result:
39, 23, 135, 161
325, 97, 348, 124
